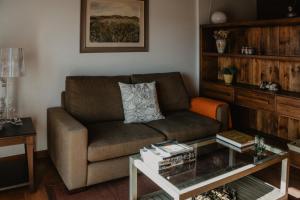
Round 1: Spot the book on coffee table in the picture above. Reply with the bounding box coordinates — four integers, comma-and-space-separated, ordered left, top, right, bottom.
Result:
217, 130, 254, 148
151, 140, 193, 157
140, 145, 195, 171
217, 139, 254, 153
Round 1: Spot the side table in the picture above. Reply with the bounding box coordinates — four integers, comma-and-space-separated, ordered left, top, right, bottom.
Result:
0, 118, 36, 191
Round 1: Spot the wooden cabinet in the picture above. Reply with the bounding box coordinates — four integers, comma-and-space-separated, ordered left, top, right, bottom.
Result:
200, 82, 234, 103
200, 18, 300, 144
278, 116, 300, 140
277, 96, 300, 140
277, 96, 300, 119
236, 89, 275, 112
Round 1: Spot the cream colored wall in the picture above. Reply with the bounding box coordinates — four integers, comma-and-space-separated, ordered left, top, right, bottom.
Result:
0, 0, 256, 157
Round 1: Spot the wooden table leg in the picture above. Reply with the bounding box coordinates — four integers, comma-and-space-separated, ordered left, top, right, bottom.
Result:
26, 136, 35, 191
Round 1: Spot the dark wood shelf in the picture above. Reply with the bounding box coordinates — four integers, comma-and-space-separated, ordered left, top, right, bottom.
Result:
201, 17, 300, 28
202, 80, 300, 99
203, 52, 300, 62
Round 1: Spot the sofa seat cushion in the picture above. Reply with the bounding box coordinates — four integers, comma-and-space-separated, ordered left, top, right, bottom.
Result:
87, 121, 165, 162
145, 111, 221, 142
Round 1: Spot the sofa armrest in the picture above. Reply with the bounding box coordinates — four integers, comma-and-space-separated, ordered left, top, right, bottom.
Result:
47, 107, 88, 190
190, 97, 231, 130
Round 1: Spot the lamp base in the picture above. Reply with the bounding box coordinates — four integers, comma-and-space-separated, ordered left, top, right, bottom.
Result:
0, 118, 23, 131
8, 118, 23, 126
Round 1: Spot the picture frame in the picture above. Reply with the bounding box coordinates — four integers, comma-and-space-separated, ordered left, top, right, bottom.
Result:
80, 0, 149, 53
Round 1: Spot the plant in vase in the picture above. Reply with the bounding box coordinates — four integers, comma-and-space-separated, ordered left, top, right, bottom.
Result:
222, 66, 237, 85
214, 30, 229, 54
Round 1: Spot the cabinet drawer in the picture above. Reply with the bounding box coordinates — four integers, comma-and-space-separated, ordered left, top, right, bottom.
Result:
236, 89, 275, 111
277, 96, 300, 119
201, 82, 234, 103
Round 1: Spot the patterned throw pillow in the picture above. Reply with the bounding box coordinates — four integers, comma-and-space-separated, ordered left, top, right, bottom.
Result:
119, 82, 165, 123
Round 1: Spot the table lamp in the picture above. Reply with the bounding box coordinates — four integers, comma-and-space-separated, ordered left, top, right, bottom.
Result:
0, 48, 25, 129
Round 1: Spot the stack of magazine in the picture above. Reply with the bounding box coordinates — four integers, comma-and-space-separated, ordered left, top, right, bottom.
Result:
216, 130, 255, 152
140, 140, 196, 173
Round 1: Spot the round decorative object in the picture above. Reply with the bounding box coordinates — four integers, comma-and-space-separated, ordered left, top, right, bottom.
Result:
216, 39, 226, 54
211, 11, 227, 24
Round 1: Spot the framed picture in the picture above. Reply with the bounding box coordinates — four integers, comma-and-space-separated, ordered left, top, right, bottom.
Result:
80, 0, 149, 53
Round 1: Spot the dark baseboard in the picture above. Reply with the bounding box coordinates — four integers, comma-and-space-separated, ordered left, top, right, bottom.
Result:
36, 150, 49, 159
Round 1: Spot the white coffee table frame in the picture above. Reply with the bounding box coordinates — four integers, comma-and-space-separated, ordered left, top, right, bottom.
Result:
129, 138, 289, 200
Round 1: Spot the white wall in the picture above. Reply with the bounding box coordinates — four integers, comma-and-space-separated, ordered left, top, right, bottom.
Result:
0, 0, 198, 157
0, 0, 256, 157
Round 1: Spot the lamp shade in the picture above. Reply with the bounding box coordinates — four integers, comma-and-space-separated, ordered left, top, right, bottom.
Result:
0, 48, 25, 77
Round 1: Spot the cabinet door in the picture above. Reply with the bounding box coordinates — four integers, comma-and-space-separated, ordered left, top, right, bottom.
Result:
277, 96, 300, 119
278, 116, 300, 140
232, 106, 278, 136
290, 150, 300, 169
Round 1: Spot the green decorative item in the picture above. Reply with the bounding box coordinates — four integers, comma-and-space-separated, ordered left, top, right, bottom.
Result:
255, 135, 266, 156
222, 66, 237, 85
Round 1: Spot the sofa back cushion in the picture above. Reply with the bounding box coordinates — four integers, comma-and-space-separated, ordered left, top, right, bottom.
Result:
65, 76, 131, 123
131, 72, 190, 112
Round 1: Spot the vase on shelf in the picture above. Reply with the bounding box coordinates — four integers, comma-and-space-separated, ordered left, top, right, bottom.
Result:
216, 39, 226, 54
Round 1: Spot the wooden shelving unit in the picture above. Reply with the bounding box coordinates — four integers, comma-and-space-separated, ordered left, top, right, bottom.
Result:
200, 18, 300, 164
203, 52, 300, 62
202, 80, 300, 99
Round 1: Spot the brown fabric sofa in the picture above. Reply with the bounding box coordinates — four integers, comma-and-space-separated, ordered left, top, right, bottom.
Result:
47, 72, 229, 191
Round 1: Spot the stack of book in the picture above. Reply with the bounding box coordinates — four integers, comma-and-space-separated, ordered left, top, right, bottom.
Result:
140, 140, 195, 173
216, 130, 255, 152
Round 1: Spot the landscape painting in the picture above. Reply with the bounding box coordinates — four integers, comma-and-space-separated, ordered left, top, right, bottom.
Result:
80, 0, 148, 53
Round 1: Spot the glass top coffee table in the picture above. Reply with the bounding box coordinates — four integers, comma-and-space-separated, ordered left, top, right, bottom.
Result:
129, 137, 289, 200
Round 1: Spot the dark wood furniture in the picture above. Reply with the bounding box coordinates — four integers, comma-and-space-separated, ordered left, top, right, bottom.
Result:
0, 118, 36, 191
200, 17, 300, 168
257, 0, 300, 20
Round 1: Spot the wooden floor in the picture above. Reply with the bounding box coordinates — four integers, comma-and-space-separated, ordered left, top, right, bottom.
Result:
0, 158, 60, 200
0, 158, 299, 200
